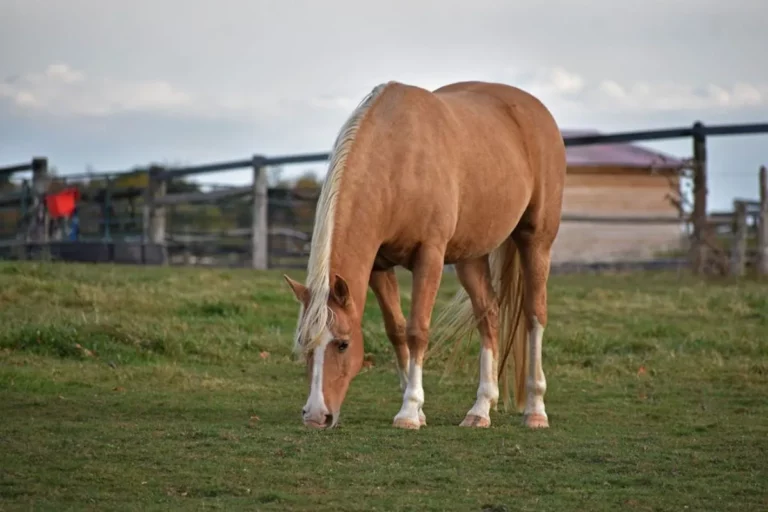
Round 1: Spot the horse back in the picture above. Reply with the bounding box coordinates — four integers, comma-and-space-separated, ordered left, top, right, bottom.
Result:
351, 81, 566, 264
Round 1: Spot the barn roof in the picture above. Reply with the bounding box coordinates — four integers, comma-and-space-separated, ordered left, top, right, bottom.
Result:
562, 129, 686, 170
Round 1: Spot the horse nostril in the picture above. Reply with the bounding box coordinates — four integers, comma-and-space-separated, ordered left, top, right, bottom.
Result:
325, 414, 333, 427
302, 408, 307, 416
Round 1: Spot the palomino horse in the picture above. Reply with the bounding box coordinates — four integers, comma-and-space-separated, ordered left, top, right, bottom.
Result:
284, 80, 565, 430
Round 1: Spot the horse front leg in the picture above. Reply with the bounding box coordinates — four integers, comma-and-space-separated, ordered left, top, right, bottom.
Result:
393, 244, 445, 430
370, 268, 426, 427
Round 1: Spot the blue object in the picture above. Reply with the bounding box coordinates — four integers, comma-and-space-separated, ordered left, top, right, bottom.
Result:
69, 211, 79, 240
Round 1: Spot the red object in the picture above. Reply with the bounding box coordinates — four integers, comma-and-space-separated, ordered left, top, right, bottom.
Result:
45, 187, 80, 219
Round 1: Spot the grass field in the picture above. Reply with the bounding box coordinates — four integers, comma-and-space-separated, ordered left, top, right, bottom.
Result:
1, 262, 767, 511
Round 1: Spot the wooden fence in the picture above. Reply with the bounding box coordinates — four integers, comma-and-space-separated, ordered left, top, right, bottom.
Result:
0, 158, 49, 247
2, 121, 768, 275
721, 166, 768, 276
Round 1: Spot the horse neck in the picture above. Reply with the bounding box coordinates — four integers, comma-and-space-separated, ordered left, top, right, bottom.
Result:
321, 107, 389, 320
328, 204, 382, 318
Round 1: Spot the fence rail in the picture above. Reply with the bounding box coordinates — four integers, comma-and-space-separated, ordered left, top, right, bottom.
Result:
2, 121, 768, 275
0, 162, 34, 178
560, 214, 685, 225
563, 122, 768, 147
154, 185, 252, 206
157, 158, 256, 180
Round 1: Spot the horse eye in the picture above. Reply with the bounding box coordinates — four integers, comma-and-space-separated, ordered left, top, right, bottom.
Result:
337, 340, 349, 353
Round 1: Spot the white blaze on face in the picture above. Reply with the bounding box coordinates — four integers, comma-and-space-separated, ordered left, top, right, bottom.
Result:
302, 328, 333, 423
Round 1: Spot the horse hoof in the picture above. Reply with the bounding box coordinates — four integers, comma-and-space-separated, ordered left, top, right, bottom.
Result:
523, 413, 549, 429
393, 417, 421, 430
459, 414, 490, 428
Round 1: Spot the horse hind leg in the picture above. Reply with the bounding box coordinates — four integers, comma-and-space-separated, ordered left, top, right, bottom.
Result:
369, 268, 426, 426
514, 234, 552, 429
454, 256, 500, 428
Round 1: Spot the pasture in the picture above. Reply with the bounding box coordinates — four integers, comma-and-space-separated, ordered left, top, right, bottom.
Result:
1, 262, 766, 511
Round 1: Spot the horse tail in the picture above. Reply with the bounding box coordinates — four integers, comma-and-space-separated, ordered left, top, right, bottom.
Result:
431, 237, 528, 413
493, 238, 528, 413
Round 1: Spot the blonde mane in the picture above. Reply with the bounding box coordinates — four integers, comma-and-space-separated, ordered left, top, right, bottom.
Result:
293, 82, 393, 355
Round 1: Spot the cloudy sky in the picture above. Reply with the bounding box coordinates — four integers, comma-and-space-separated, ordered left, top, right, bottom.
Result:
1, 0, 767, 210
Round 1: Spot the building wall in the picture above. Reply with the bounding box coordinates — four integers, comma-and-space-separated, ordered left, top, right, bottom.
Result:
551, 221, 686, 263
551, 168, 686, 263
562, 169, 679, 214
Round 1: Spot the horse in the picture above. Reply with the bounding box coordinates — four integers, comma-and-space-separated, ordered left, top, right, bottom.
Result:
283, 79, 566, 430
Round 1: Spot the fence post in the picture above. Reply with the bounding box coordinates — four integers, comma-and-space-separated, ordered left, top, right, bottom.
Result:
103, 178, 112, 242
251, 156, 268, 270
30, 157, 50, 249
729, 200, 748, 277
18, 179, 31, 260
691, 122, 708, 275
759, 165, 768, 276
142, 169, 167, 264
141, 177, 150, 264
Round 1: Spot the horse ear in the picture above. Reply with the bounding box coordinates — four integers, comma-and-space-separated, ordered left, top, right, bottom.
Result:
283, 275, 309, 305
331, 274, 350, 308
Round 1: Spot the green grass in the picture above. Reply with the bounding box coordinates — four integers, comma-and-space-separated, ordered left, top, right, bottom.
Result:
1, 262, 767, 511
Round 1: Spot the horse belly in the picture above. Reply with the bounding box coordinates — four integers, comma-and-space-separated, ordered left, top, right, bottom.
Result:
443, 222, 518, 263
443, 182, 529, 263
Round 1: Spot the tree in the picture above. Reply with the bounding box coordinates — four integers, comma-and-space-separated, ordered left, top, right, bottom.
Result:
294, 170, 322, 190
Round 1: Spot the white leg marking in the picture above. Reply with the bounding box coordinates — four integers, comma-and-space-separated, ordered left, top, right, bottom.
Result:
302, 330, 332, 424
396, 350, 424, 424
393, 357, 424, 427
524, 317, 547, 419
396, 363, 409, 392
465, 347, 500, 421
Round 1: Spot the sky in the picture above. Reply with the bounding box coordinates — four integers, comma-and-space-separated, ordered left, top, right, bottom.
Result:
1, 0, 767, 211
